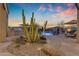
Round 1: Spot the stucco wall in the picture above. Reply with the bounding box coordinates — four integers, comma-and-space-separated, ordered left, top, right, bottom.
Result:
0, 4, 8, 42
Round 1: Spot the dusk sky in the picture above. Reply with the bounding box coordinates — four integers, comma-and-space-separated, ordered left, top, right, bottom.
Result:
8, 3, 77, 27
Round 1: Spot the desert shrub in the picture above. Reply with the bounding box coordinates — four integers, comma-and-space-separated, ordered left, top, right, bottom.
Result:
13, 36, 26, 45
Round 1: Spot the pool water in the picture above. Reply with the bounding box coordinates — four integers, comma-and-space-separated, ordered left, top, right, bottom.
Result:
41, 32, 53, 36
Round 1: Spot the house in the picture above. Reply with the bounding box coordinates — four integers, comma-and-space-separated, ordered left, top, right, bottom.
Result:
64, 20, 77, 28
0, 4, 8, 42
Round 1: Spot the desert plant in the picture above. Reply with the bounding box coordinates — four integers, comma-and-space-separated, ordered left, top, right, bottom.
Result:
43, 20, 48, 33
22, 9, 47, 43
13, 36, 26, 45
22, 9, 31, 42
30, 12, 41, 42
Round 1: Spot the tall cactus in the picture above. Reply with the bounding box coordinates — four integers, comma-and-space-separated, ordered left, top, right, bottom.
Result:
30, 12, 34, 42
22, 10, 48, 43
30, 12, 39, 42
22, 9, 30, 42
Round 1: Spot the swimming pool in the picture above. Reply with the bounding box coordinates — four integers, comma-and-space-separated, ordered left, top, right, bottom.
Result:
41, 32, 53, 36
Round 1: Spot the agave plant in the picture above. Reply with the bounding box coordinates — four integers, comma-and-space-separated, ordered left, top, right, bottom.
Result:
22, 9, 47, 43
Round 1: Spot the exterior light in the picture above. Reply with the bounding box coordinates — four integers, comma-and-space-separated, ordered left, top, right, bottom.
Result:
67, 29, 71, 32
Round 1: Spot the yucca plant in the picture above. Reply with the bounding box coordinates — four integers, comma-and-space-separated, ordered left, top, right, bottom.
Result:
22, 9, 47, 43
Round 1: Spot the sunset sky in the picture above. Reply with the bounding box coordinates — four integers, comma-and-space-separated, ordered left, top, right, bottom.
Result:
8, 3, 77, 27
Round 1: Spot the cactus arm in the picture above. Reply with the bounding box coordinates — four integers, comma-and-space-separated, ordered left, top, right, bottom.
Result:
43, 20, 48, 33
30, 12, 36, 42
34, 26, 39, 42
22, 9, 30, 42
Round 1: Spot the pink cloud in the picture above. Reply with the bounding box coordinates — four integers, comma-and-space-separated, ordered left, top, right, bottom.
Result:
66, 3, 75, 7
48, 4, 53, 12
66, 3, 76, 9
59, 8, 77, 17
38, 4, 46, 11
56, 6, 63, 12
64, 17, 77, 22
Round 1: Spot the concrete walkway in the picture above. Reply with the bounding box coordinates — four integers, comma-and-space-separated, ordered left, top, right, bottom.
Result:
46, 34, 79, 56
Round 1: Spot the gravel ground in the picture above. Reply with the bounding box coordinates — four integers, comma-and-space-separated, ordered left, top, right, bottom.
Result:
0, 34, 78, 56
45, 34, 79, 56
0, 42, 13, 56
7, 43, 47, 56
0, 36, 48, 56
